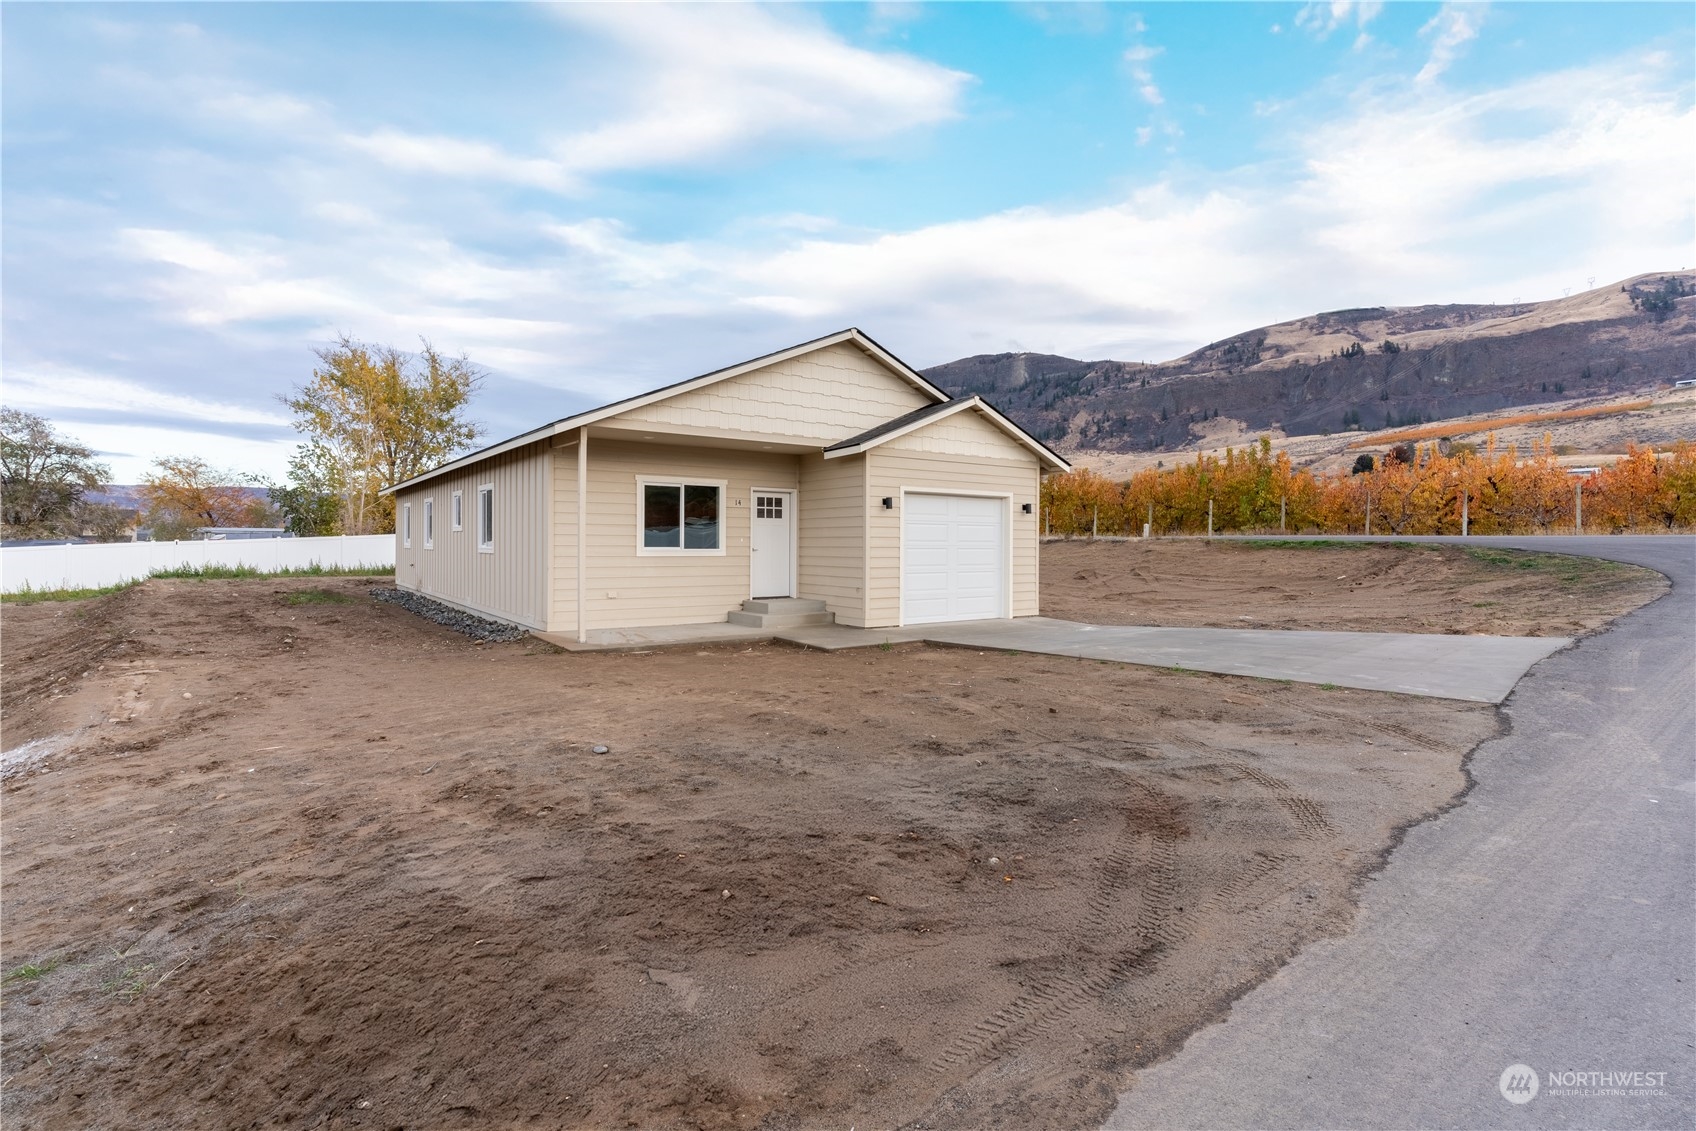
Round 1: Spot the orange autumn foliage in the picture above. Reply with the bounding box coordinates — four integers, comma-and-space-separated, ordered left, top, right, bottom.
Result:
1041, 439, 1696, 537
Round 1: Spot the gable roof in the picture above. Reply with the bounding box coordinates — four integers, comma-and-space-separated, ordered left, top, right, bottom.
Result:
382, 328, 948, 495
822, 394, 1070, 471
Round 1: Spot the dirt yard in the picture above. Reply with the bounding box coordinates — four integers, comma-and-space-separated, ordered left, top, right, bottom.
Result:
1042, 539, 1665, 637
0, 545, 1665, 1129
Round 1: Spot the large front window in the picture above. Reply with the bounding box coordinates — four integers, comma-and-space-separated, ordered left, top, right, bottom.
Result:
641, 481, 722, 552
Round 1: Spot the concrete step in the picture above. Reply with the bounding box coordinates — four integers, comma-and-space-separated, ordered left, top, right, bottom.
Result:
741, 597, 827, 616
727, 608, 836, 629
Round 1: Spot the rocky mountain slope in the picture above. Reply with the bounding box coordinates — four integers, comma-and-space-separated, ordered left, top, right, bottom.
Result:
924, 272, 1696, 453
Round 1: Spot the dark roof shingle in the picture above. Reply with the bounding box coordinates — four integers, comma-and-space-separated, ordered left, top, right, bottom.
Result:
822, 397, 963, 453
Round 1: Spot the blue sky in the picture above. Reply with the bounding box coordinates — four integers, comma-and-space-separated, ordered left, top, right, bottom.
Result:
3, 1, 1692, 481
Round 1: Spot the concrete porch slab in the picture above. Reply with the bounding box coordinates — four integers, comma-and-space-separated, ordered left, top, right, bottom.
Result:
533, 616, 1568, 702
533, 622, 771, 652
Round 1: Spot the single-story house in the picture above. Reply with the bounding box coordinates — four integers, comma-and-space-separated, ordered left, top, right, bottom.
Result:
382, 328, 1070, 641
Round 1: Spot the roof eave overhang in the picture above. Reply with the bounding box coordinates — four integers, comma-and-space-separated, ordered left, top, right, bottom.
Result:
822, 396, 1072, 472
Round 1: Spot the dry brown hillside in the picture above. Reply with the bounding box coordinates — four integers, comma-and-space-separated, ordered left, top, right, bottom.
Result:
927, 272, 1696, 453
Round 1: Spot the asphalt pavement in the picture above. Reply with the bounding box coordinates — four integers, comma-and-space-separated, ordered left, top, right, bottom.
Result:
1103, 535, 1695, 1130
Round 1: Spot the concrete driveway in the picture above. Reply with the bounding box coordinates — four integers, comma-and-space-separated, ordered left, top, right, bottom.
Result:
557, 611, 1570, 704
1105, 535, 1695, 1130
799, 617, 1569, 703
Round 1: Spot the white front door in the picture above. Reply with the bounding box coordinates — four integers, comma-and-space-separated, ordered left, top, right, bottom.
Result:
750, 490, 794, 598
902, 493, 1007, 624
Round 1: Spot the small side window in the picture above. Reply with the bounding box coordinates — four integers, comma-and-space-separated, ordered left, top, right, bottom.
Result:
423, 498, 434, 549
401, 502, 412, 548
477, 485, 494, 553
451, 490, 464, 531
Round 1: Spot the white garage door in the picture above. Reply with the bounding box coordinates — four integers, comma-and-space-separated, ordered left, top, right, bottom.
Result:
902, 493, 1007, 624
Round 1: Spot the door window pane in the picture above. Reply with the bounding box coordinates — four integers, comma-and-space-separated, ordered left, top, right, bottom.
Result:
644, 484, 681, 548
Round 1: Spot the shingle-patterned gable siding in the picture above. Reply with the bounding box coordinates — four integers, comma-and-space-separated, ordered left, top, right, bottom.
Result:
882, 406, 1027, 459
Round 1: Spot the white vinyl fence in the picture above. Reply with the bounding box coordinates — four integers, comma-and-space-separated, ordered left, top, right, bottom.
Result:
1, 535, 394, 594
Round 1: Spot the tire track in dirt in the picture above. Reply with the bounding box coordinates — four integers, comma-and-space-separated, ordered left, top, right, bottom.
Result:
928, 778, 1311, 1088
1304, 709, 1454, 753
779, 936, 941, 1003
1193, 761, 1338, 840
928, 780, 1181, 1075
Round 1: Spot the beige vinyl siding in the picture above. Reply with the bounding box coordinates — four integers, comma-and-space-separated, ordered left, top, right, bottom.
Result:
552, 439, 801, 632
606, 341, 932, 444
393, 440, 550, 629
865, 438, 1042, 628
796, 451, 867, 627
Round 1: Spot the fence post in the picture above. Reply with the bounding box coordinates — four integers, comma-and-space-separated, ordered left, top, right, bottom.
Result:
1366, 498, 1372, 537
1207, 499, 1213, 539
1461, 490, 1469, 537
1146, 502, 1154, 539
1575, 481, 1583, 535
1280, 496, 1286, 533
1091, 506, 1098, 540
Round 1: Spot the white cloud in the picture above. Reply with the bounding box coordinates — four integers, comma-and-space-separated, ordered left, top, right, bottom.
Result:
199, 90, 318, 129
341, 129, 580, 193
1124, 43, 1165, 105
1018, 2, 1113, 36
309, 201, 382, 227
1418, 3, 1487, 85
867, 1, 925, 36
1295, 2, 1384, 40
543, 4, 970, 175
285, 6, 972, 195
1301, 54, 1692, 279
3, 364, 291, 428
110, 6, 969, 198
97, 49, 1692, 388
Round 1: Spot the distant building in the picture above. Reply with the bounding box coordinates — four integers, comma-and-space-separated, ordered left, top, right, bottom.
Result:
196, 527, 294, 541
1673, 378, 1696, 389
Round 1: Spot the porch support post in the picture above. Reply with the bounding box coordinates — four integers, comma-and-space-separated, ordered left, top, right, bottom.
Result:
576, 426, 588, 644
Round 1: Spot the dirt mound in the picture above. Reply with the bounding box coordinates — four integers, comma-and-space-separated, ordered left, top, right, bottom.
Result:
3, 574, 1508, 1128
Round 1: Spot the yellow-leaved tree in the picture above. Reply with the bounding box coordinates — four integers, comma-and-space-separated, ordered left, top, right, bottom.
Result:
281, 337, 484, 535
138, 456, 277, 540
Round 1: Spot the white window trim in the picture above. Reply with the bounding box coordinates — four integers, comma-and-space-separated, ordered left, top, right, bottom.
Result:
422, 497, 434, 549
451, 490, 464, 532
401, 501, 412, 548
477, 484, 494, 554
635, 476, 728, 556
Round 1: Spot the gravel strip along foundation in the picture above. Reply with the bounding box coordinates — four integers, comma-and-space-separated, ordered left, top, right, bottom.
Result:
371, 586, 531, 642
